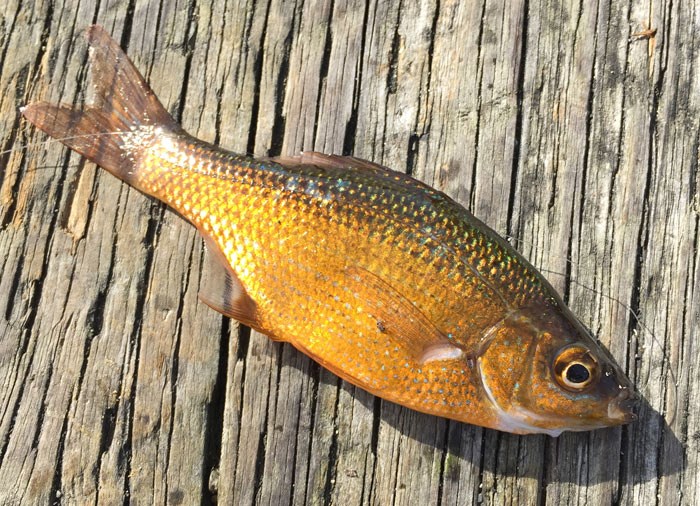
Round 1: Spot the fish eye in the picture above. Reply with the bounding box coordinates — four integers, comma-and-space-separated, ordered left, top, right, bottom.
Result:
563, 362, 591, 387
553, 345, 598, 391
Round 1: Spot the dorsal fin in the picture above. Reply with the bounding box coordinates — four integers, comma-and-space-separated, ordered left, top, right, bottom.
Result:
267, 152, 396, 176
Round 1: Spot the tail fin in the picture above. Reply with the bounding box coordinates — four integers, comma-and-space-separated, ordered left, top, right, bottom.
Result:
21, 25, 179, 181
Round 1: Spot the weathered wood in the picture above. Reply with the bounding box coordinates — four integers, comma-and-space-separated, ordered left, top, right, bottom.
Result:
0, 0, 695, 504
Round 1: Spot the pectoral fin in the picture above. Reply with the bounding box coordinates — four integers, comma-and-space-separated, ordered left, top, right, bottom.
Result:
343, 266, 464, 364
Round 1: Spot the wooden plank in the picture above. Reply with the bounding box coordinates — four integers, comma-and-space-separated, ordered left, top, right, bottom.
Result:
0, 0, 696, 505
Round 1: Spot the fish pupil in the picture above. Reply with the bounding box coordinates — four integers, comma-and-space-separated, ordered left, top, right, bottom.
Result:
566, 363, 590, 384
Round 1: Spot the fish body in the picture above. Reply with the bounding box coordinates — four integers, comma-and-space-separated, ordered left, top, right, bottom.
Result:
22, 26, 637, 435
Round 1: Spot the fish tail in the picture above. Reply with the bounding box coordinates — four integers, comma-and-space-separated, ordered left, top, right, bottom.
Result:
21, 25, 178, 184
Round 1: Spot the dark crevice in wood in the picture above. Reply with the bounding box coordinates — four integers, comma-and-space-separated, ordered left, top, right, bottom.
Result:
202, 318, 229, 505
1, 319, 40, 461
626, 144, 654, 371
311, 0, 334, 149
655, 411, 671, 505
231, 0, 254, 87
89, 0, 101, 25
363, 394, 380, 503
408, 0, 440, 176
388, 425, 402, 506
246, 0, 270, 156
405, 133, 420, 177
435, 419, 450, 505
174, 3, 198, 124
320, 379, 342, 505
76, 232, 117, 489
55, 161, 84, 232
85, 283, 110, 346
236, 324, 251, 363
118, 0, 136, 51
341, 0, 370, 157
491, 434, 505, 501
0, 0, 22, 75
615, 425, 630, 504
213, 86, 223, 147
386, 13, 400, 96
225, 324, 247, 501
0, 113, 23, 228
163, 245, 195, 503
30, 359, 55, 452
637, 7, 668, 497
1, 7, 54, 229
421, 0, 440, 140
235, 328, 275, 503
475, 428, 487, 502
268, 8, 295, 157
152, 0, 165, 64
688, 141, 699, 227
247, 4, 270, 155
251, 424, 268, 505
3, 255, 24, 323
369, 395, 380, 458
262, 344, 284, 500
379, 1, 402, 162
606, 5, 634, 255
538, 437, 550, 505
298, 362, 321, 506
286, 355, 314, 505
164, 346, 181, 499
358, 460, 368, 506
562, 0, 597, 305
98, 403, 119, 461
0, 280, 49, 465
505, 0, 528, 240
122, 204, 164, 502
209, 3, 227, 148
49, 406, 69, 506
468, 0, 488, 209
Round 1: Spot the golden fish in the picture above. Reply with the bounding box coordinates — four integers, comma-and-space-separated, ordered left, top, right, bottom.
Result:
22, 26, 637, 435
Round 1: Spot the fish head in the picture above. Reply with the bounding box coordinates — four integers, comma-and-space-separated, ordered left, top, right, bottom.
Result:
477, 303, 638, 436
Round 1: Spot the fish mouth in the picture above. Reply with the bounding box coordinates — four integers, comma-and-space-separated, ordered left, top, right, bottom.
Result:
608, 387, 640, 423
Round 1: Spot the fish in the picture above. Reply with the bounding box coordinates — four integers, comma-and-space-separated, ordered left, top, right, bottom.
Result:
21, 25, 637, 436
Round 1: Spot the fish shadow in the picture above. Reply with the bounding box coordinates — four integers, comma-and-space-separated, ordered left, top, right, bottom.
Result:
269, 332, 683, 486
328, 369, 684, 486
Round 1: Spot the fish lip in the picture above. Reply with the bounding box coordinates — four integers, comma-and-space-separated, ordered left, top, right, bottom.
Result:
608, 387, 640, 423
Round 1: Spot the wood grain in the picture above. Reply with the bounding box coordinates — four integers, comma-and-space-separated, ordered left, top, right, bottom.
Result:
0, 0, 695, 504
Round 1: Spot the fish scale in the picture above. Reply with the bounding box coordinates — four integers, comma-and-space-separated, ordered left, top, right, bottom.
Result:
139, 134, 517, 331
21, 25, 637, 435
128, 135, 524, 421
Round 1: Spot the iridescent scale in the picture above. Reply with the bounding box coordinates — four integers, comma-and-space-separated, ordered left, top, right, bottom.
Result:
132, 131, 551, 423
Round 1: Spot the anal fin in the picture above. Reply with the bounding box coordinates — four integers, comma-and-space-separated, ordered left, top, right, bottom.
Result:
198, 235, 267, 333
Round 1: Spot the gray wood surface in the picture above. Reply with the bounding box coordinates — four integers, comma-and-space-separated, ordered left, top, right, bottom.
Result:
0, 0, 695, 504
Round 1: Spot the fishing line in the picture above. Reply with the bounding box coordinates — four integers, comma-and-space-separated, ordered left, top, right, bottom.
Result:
5, 131, 667, 357
3, 125, 677, 421
4, 130, 664, 355
0, 128, 128, 160
505, 233, 679, 421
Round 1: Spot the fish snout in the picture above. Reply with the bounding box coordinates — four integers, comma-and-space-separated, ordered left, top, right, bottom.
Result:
607, 387, 640, 423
